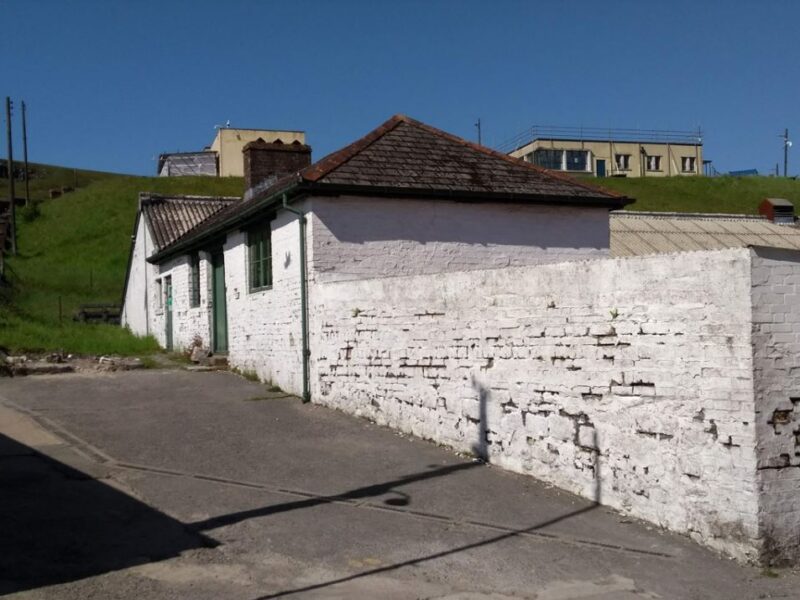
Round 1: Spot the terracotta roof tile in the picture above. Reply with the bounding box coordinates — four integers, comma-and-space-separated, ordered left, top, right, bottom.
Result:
141, 194, 238, 252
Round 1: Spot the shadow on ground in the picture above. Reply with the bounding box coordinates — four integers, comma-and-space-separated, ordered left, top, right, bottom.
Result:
0, 433, 216, 595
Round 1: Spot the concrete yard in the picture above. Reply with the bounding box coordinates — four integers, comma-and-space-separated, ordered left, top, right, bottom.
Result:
1, 369, 798, 599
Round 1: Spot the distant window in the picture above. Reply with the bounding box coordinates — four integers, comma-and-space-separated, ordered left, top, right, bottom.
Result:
533, 149, 563, 170
646, 155, 662, 171
565, 150, 589, 172
189, 253, 201, 307
248, 224, 273, 292
155, 279, 163, 308
681, 156, 696, 172
615, 154, 631, 171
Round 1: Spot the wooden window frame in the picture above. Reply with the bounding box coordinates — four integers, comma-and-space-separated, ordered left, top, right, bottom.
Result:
248, 223, 273, 293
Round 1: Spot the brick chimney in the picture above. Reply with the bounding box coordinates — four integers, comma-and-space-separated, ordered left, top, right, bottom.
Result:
243, 138, 312, 191
759, 198, 796, 225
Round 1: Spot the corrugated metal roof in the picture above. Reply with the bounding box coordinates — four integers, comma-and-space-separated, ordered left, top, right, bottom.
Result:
140, 194, 238, 253
611, 211, 800, 256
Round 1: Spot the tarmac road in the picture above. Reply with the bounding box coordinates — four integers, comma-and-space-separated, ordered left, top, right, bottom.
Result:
1, 369, 798, 599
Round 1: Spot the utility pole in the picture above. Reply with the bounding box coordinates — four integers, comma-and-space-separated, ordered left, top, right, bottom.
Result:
475, 118, 482, 146
21, 101, 29, 207
5, 96, 16, 255
782, 128, 791, 177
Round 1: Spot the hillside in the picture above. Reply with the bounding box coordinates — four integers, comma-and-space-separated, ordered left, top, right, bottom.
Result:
595, 175, 800, 214
1, 171, 243, 355
2, 162, 122, 205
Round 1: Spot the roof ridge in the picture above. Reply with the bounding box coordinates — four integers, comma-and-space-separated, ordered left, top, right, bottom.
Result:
300, 114, 408, 182
397, 115, 625, 200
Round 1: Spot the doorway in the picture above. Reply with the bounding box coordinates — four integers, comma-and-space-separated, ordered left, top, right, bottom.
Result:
211, 251, 228, 353
164, 276, 173, 351
596, 159, 606, 178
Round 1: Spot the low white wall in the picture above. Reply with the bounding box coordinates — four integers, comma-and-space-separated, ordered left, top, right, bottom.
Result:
751, 247, 800, 564
309, 248, 800, 563
310, 196, 610, 282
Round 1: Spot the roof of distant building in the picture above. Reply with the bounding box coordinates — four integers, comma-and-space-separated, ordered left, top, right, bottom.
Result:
150, 114, 632, 262
610, 210, 800, 256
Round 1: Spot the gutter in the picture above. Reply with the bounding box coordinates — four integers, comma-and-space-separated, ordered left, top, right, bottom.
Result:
281, 193, 311, 403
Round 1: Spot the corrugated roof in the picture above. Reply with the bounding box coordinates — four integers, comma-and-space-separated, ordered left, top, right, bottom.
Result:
611, 211, 800, 257
140, 194, 238, 252
152, 114, 632, 262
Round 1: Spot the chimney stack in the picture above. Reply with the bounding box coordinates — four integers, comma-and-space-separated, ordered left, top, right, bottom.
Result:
243, 138, 312, 192
759, 198, 796, 225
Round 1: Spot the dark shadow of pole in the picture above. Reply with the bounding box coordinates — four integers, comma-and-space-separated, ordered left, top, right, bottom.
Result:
251, 502, 600, 599
189, 460, 480, 533
470, 375, 489, 461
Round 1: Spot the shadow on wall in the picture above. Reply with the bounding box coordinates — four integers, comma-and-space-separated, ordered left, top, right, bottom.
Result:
0, 433, 216, 595
316, 199, 610, 250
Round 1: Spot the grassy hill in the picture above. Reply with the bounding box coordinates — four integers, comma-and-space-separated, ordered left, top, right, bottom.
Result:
594, 175, 800, 214
1, 167, 243, 355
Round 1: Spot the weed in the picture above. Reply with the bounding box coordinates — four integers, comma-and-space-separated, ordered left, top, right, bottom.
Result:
760, 567, 780, 578
232, 367, 260, 382
267, 384, 283, 393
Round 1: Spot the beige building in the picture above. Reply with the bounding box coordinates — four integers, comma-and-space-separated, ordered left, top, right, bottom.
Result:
505, 126, 704, 178
158, 127, 306, 178
209, 128, 305, 177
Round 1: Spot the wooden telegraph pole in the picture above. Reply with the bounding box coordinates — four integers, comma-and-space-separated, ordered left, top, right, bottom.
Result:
22, 101, 29, 206
5, 96, 16, 255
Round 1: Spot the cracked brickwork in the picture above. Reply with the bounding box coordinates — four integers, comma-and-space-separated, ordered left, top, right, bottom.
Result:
751, 247, 800, 564
310, 248, 789, 563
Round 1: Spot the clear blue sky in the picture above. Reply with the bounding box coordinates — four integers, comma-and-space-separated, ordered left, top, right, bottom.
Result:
3, 0, 800, 176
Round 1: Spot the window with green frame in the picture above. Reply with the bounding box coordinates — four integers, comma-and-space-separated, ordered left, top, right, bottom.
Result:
189, 252, 201, 307
248, 224, 272, 291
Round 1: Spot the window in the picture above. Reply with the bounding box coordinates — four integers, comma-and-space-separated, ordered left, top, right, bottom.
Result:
189, 253, 201, 307
681, 156, 696, 172
565, 150, 589, 172
646, 155, 662, 171
615, 154, 631, 171
155, 279, 163, 308
248, 224, 272, 291
533, 149, 562, 170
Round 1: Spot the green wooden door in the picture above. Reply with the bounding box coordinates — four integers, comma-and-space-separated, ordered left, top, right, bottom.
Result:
165, 276, 173, 351
211, 252, 228, 353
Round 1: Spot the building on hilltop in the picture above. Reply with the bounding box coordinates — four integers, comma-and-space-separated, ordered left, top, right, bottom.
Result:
157, 126, 306, 178
500, 125, 705, 178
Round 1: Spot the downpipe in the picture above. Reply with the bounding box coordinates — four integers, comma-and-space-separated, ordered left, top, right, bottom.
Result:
282, 194, 311, 402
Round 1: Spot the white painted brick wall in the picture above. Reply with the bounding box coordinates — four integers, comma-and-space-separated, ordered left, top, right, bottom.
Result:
310, 196, 610, 282
309, 248, 771, 561
148, 252, 213, 351
224, 201, 308, 393
750, 247, 800, 564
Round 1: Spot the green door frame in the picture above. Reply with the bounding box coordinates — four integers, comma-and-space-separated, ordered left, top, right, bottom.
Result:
164, 275, 173, 351
211, 251, 228, 353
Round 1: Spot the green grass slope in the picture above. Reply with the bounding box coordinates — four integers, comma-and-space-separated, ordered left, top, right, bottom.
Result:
2, 162, 121, 205
1, 174, 243, 355
595, 175, 800, 214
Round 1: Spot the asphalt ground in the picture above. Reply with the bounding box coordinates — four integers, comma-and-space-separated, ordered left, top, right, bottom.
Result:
1, 369, 798, 599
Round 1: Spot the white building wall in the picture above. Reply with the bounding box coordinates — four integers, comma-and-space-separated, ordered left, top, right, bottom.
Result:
148, 253, 213, 351
750, 247, 800, 564
224, 200, 309, 394
121, 219, 151, 336
309, 197, 611, 282
309, 248, 773, 561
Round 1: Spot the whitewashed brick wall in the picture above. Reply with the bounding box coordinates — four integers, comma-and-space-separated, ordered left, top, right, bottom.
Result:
149, 252, 213, 351
751, 247, 800, 564
224, 201, 308, 393
309, 248, 800, 563
310, 197, 610, 282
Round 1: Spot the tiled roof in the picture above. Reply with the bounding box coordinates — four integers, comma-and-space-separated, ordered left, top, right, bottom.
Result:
611, 211, 800, 257
140, 194, 238, 252
152, 115, 631, 261
303, 115, 628, 200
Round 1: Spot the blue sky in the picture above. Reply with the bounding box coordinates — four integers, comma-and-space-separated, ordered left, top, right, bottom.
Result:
3, 0, 800, 176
